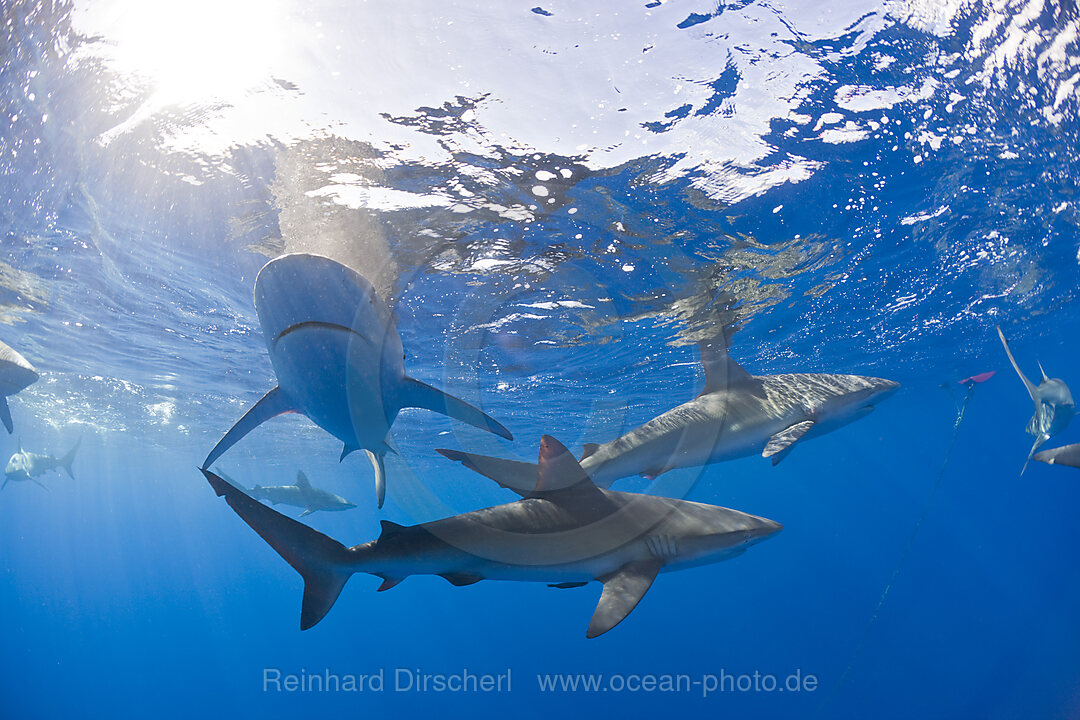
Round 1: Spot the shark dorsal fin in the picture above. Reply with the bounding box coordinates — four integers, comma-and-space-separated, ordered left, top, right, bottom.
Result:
378, 519, 407, 541
536, 435, 592, 493
698, 338, 754, 395
295, 470, 311, 490
580, 443, 600, 461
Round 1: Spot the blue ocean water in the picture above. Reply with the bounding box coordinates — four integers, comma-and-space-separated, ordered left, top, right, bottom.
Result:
3, 0, 1080, 717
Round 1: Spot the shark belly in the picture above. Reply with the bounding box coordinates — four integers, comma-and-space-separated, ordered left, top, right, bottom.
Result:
270, 328, 393, 449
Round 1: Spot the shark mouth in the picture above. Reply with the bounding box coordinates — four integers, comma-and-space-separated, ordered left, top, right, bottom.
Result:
272, 321, 375, 349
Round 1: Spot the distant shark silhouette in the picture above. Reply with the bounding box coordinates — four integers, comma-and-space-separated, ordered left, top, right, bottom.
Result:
438, 335, 898, 492
220, 468, 358, 518
3, 437, 80, 491
201, 435, 781, 637
0, 340, 38, 434
202, 253, 513, 507
996, 326, 1075, 474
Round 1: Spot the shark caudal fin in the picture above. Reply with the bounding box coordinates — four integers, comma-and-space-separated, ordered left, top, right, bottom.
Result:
201, 469, 355, 630
435, 448, 540, 496
202, 387, 297, 470
397, 377, 513, 441
60, 436, 81, 480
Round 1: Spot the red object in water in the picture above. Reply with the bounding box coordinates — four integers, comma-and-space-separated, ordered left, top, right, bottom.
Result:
957, 371, 995, 385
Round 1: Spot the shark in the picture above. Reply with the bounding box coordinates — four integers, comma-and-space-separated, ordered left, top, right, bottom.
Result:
996, 326, 1075, 474
202, 253, 513, 507
0, 340, 38, 434
1032, 444, 1080, 469
243, 469, 358, 518
201, 435, 782, 638
3, 437, 80, 491
437, 337, 898, 492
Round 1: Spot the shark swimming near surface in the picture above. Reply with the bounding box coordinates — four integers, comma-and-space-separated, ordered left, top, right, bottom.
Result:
202, 253, 513, 507
3, 437, 80, 491
0, 340, 38, 434
223, 469, 358, 518
996, 326, 1075, 474
437, 334, 898, 492
202, 435, 782, 637
1031, 443, 1080, 469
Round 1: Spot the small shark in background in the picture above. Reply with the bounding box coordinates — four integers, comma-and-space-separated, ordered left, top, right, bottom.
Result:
201, 435, 782, 638
218, 469, 357, 518
0, 340, 38, 434
3, 437, 80, 491
438, 333, 898, 493
202, 253, 513, 508
996, 326, 1075, 474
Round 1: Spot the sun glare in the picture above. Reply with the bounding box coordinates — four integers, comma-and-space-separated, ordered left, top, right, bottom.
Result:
90, 0, 286, 107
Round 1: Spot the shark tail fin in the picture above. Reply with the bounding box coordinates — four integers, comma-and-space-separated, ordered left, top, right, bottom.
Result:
397, 377, 513, 441
435, 448, 540, 497
996, 326, 1039, 404
201, 469, 355, 630
0, 396, 11, 434
61, 436, 81, 479
202, 387, 296, 470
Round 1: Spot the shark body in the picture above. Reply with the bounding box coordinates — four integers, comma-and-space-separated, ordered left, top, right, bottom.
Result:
202, 253, 512, 507
0, 341, 38, 434
3, 437, 79, 491
997, 326, 1075, 473
247, 470, 357, 518
202, 435, 781, 638
439, 339, 898, 492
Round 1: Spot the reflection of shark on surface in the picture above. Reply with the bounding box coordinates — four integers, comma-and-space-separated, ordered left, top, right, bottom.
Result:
0, 340, 38, 434
3, 437, 80, 491
997, 326, 1075, 474
439, 334, 898, 492
202, 253, 513, 508
217, 468, 357, 518
201, 435, 782, 638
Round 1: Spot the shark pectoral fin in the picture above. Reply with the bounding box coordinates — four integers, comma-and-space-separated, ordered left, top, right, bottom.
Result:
587, 559, 663, 639
435, 448, 539, 496
0, 477, 7, 491
440, 572, 483, 587
298, 509, 314, 518
763, 420, 815, 461
0, 397, 12, 434
1022, 433, 1050, 476
365, 450, 387, 508
202, 387, 296, 469
377, 577, 404, 592
397, 377, 513, 441
201, 469, 354, 631
997, 326, 1040, 404
30, 478, 50, 493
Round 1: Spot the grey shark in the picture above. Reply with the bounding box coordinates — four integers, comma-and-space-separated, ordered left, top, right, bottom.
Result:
997, 326, 1075, 474
201, 435, 782, 637
246, 469, 358, 518
0, 340, 38, 434
202, 253, 513, 507
438, 337, 898, 493
1032, 443, 1080, 469
3, 437, 80, 491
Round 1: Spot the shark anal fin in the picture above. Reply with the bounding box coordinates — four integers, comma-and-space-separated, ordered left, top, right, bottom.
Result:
202, 387, 296, 469
587, 559, 662, 639
397, 377, 513, 441
200, 469, 354, 631
549, 581, 588, 589
763, 420, 815, 461
377, 577, 403, 592
365, 449, 387, 508
0, 397, 12, 434
440, 572, 483, 587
